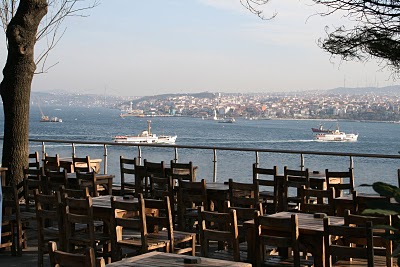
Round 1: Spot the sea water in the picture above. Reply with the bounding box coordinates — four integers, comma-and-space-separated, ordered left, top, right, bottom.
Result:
0, 105, 399, 192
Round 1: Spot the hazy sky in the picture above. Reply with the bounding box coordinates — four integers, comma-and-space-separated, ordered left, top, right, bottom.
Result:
8, 0, 397, 96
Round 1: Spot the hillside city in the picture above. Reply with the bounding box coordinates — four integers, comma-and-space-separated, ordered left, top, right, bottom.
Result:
32, 86, 400, 122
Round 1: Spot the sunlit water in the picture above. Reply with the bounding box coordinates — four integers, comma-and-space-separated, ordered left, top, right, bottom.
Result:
1, 105, 399, 193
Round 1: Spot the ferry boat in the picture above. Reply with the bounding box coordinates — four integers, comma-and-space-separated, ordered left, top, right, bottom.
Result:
314, 129, 358, 142
113, 120, 177, 144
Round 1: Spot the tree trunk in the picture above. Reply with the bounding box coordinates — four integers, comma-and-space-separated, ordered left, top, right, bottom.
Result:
0, 1, 47, 185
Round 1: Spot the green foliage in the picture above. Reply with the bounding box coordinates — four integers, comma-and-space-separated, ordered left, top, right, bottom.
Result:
362, 182, 400, 262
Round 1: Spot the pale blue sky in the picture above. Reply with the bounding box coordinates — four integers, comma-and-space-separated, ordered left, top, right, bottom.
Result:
19, 0, 396, 96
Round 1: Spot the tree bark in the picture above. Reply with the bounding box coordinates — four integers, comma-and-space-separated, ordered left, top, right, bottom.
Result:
0, 0, 47, 185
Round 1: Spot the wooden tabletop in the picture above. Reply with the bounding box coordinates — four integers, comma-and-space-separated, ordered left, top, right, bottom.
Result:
206, 182, 229, 192
92, 195, 137, 210
244, 211, 344, 234
106, 251, 251, 267
67, 173, 114, 180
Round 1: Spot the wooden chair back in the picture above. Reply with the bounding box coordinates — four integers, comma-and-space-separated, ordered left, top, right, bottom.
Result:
254, 212, 301, 267
353, 190, 391, 214
28, 151, 40, 169
1, 184, 23, 255
252, 164, 278, 214
225, 200, 262, 243
119, 156, 139, 195
34, 189, 64, 266
283, 166, 310, 211
323, 216, 374, 267
23, 167, 44, 212
198, 207, 240, 262
48, 241, 105, 267
76, 171, 102, 197
60, 185, 90, 199
177, 178, 208, 231
299, 186, 336, 216
110, 194, 170, 260
170, 160, 195, 182
73, 156, 91, 173
228, 178, 259, 208
45, 169, 68, 194
144, 160, 166, 197
63, 194, 96, 251
149, 174, 173, 200
325, 168, 355, 197
344, 210, 392, 267
43, 153, 61, 172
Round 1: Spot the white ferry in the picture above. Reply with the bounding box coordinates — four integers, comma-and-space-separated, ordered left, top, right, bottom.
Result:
314, 129, 358, 142
113, 120, 177, 144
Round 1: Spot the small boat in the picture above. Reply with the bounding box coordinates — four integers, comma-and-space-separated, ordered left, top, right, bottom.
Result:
113, 120, 177, 144
38, 102, 62, 122
311, 124, 332, 133
218, 118, 235, 123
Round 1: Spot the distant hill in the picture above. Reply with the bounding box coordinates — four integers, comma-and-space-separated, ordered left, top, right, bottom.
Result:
327, 85, 400, 95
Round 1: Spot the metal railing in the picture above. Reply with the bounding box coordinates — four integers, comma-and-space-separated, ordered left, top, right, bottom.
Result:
28, 138, 400, 183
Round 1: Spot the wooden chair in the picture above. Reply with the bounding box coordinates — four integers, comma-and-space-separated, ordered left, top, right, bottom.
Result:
48, 241, 105, 267
73, 155, 92, 173
254, 212, 313, 267
76, 171, 109, 197
119, 156, 138, 195
323, 216, 374, 267
225, 200, 263, 256
144, 159, 166, 197
142, 196, 196, 256
1, 184, 23, 255
252, 164, 279, 214
170, 160, 196, 183
63, 194, 111, 260
299, 186, 336, 216
1, 184, 35, 255
198, 207, 240, 262
34, 189, 64, 266
43, 153, 61, 172
177, 178, 208, 232
110, 195, 170, 261
353, 190, 391, 215
325, 168, 355, 197
28, 151, 40, 170
149, 174, 175, 217
283, 167, 310, 211
228, 178, 259, 208
344, 210, 393, 267
60, 185, 90, 199
45, 169, 68, 194
22, 167, 44, 212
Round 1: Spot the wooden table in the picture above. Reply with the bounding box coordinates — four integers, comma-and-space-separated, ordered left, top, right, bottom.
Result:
106, 251, 252, 266
67, 173, 114, 195
59, 157, 102, 173
243, 211, 344, 267
334, 193, 394, 216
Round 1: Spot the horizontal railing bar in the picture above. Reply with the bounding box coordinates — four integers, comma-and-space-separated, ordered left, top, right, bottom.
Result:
21, 138, 400, 160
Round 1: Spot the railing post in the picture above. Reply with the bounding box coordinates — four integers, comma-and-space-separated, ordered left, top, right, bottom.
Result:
72, 143, 76, 158
255, 151, 259, 166
41, 142, 45, 160
213, 148, 217, 183
174, 147, 178, 163
103, 144, 108, 174
349, 156, 354, 169
137, 146, 142, 165
300, 153, 304, 171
